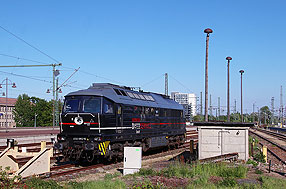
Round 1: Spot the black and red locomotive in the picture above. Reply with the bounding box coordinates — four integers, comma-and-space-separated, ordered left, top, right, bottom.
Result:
55, 83, 186, 162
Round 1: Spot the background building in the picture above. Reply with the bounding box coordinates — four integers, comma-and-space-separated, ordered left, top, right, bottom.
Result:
0, 97, 17, 128
171, 92, 197, 121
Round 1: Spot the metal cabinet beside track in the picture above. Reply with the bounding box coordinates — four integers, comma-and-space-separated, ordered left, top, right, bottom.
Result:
196, 123, 252, 161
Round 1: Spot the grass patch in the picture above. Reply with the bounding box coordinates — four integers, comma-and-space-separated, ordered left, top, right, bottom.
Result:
255, 169, 263, 175
104, 172, 121, 180
67, 179, 126, 189
247, 159, 258, 167
218, 177, 237, 187
135, 162, 248, 188
253, 152, 266, 163
136, 168, 158, 176
137, 162, 248, 179
160, 162, 193, 178
258, 176, 286, 188
25, 177, 62, 189
191, 162, 247, 178
132, 179, 164, 189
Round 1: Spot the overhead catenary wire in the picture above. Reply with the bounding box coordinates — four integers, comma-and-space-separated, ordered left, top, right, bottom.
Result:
0, 70, 52, 83
58, 67, 80, 89
0, 25, 61, 64
0, 70, 85, 91
169, 74, 194, 93
78, 70, 124, 85
0, 53, 51, 65
12, 88, 54, 97
141, 74, 165, 87
0, 53, 122, 86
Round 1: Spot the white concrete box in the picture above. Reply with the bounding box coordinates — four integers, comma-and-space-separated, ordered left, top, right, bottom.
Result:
198, 126, 249, 161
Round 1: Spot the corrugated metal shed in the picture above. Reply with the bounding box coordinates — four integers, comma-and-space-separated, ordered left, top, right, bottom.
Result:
66, 83, 183, 110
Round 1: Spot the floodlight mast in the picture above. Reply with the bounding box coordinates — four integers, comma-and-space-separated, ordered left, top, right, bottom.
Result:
226, 57, 232, 122
0, 63, 62, 129
204, 28, 213, 122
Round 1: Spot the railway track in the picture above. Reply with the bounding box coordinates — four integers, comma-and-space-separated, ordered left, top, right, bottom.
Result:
256, 128, 286, 143
1, 127, 198, 180
48, 146, 189, 181
249, 128, 286, 165
46, 129, 197, 180
49, 163, 105, 179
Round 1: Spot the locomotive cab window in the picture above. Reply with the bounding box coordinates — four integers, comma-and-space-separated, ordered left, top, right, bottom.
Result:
63, 99, 80, 112
103, 99, 114, 114
83, 97, 101, 113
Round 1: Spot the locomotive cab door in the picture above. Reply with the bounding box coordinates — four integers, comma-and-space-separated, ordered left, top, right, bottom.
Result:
116, 104, 123, 133
102, 98, 116, 133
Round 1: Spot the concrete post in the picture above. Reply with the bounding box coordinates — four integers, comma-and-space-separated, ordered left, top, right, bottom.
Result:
41, 141, 46, 151
190, 140, 194, 154
262, 146, 267, 162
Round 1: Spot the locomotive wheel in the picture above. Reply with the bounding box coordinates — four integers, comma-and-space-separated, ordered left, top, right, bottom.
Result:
63, 149, 70, 161
175, 136, 180, 148
76, 149, 83, 160
86, 151, 94, 162
142, 142, 149, 152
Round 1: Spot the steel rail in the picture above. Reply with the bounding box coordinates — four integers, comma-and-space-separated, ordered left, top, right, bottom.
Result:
249, 129, 286, 165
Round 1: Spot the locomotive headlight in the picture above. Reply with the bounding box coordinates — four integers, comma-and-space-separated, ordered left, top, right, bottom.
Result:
93, 137, 102, 141
74, 116, 84, 125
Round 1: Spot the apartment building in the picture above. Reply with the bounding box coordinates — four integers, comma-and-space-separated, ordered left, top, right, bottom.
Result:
171, 92, 197, 120
0, 97, 17, 128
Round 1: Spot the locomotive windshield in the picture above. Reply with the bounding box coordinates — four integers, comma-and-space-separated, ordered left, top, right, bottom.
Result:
63, 96, 101, 113
63, 99, 79, 112
83, 97, 101, 113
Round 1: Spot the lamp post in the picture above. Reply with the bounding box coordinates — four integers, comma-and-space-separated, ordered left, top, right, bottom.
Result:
226, 56, 232, 122
204, 28, 213, 122
46, 77, 62, 129
239, 70, 244, 122
0, 78, 16, 132
34, 113, 38, 128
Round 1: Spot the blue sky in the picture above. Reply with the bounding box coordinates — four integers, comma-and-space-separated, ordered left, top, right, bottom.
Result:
0, 0, 285, 114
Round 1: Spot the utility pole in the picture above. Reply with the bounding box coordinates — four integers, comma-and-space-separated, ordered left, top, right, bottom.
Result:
165, 73, 168, 96
253, 103, 255, 122
234, 99, 237, 113
0, 78, 16, 132
0, 63, 62, 128
239, 69, 244, 122
55, 77, 59, 127
280, 85, 283, 125
52, 65, 56, 129
200, 92, 203, 115
218, 97, 220, 119
258, 107, 261, 126
210, 94, 212, 117
271, 97, 275, 125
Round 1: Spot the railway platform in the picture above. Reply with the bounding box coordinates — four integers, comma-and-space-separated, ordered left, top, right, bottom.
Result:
0, 127, 59, 146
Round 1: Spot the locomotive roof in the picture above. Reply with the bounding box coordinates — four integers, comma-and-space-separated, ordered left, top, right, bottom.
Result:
66, 83, 183, 110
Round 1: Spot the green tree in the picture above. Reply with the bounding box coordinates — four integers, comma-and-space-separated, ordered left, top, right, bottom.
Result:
260, 106, 271, 125
30, 97, 53, 126
13, 94, 33, 127
13, 94, 53, 127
